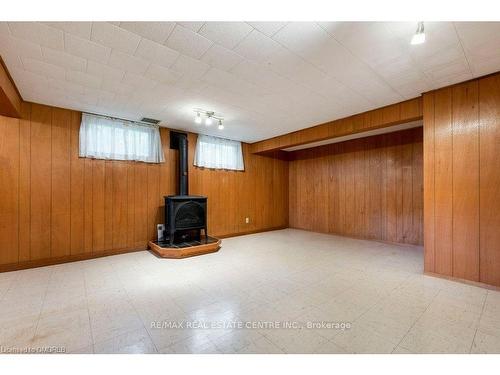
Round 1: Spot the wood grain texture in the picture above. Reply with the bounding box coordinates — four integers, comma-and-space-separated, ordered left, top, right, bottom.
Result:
288, 128, 423, 245
0, 57, 21, 118
432, 88, 453, 276
423, 93, 435, 272
0, 103, 288, 269
452, 81, 479, 281
423, 72, 500, 287
479, 74, 500, 287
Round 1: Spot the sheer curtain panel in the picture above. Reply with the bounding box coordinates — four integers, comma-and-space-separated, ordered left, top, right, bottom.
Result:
79, 113, 165, 163
194, 134, 244, 171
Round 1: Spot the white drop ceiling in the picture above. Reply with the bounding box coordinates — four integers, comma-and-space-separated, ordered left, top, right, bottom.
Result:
1, 22, 499, 143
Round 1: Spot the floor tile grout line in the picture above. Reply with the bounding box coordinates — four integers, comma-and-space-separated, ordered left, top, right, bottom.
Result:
469, 290, 488, 353
30, 267, 55, 346
82, 269, 95, 354
390, 287, 442, 353
120, 279, 160, 354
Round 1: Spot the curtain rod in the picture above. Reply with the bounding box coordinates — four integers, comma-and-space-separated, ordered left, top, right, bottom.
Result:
83, 111, 160, 128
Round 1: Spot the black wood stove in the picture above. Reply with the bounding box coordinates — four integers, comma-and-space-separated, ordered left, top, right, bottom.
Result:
164, 131, 207, 245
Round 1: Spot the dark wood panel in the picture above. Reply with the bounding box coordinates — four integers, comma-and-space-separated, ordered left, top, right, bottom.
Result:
423, 72, 500, 287
0, 114, 19, 265
18, 102, 31, 262
30, 104, 52, 260
452, 81, 479, 281
70, 111, 84, 255
51, 108, 71, 258
479, 74, 500, 286
288, 127, 423, 245
432, 88, 453, 276
423, 93, 435, 273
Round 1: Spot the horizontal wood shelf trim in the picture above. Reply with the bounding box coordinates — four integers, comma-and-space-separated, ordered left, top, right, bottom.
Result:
250, 97, 422, 154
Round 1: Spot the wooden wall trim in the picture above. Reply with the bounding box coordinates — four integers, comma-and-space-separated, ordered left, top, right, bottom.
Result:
250, 97, 422, 155
0, 56, 22, 118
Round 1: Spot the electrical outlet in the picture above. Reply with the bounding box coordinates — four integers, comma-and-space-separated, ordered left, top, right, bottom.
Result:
245, 217, 250, 224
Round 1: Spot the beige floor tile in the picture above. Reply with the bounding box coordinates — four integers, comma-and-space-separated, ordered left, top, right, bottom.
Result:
471, 330, 500, 353
262, 327, 332, 354
1, 229, 499, 354
0, 313, 39, 349
159, 334, 220, 354
331, 322, 398, 354
236, 334, 285, 354
94, 328, 157, 354
31, 308, 92, 353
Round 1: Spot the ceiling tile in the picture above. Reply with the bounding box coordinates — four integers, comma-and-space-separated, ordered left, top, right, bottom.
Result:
21, 57, 66, 80
44, 22, 92, 39
170, 54, 210, 79
134, 38, 179, 68
200, 44, 243, 71
64, 33, 111, 64
91, 22, 141, 54
118, 22, 175, 44
86, 60, 125, 85
108, 50, 150, 74
165, 24, 213, 59
9, 22, 64, 50
247, 22, 287, 37
41, 46, 87, 72
65, 70, 102, 89
233, 29, 283, 63
121, 72, 159, 90
198, 22, 253, 50
0, 34, 43, 59
145, 64, 182, 85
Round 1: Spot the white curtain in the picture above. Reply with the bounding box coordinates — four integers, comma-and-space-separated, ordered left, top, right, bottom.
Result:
194, 134, 244, 171
79, 113, 165, 163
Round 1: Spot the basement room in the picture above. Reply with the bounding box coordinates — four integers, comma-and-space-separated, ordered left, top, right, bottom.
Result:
1, 1, 500, 371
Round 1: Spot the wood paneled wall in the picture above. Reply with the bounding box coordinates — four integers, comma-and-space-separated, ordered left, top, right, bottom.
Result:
424, 73, 500, 287
250, 97, 422, 154
0, 103, 288, 270
0, 58, 21, 118
289, 128, 423, 245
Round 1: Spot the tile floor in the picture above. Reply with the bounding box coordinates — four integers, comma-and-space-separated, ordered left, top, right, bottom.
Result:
0, 229, 499, 354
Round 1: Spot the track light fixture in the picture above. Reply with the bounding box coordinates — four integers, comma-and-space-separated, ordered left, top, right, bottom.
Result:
411, 22, 425, 45
194, 112, 202, 124
193, 108, 225, 130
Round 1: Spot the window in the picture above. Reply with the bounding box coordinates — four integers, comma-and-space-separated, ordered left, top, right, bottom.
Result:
79, 113, 165, 163
194, 134, 244, 171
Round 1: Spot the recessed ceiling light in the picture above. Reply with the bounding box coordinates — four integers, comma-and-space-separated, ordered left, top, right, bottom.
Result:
411, 22, 425, 45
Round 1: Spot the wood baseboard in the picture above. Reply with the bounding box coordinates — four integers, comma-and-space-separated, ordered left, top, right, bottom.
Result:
424, 271, 500, 291
217, 226, 288, 239
0, 246, 147, 273
0, 227, 288, 273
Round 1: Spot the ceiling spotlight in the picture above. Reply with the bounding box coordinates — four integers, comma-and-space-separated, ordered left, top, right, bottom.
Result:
205, 116, 212, 126
411, 22, 425, 45
194, 112, 202, 124
218, 119, 224, 130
